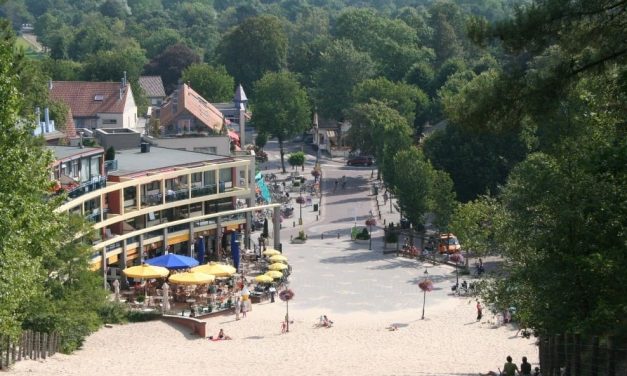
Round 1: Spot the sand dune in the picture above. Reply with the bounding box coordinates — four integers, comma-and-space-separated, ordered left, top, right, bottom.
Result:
10, 298, 536, 376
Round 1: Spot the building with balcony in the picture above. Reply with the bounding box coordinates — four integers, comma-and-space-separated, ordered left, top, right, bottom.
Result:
51, 142, 280, 275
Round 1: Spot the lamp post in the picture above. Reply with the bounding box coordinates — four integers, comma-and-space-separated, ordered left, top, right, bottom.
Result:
366, 217, 377, 250
296, 195, 305, 226
419, 268, 432, 320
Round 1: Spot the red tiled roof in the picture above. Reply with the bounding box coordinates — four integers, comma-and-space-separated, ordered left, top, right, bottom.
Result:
159, 84, 226, 133
139, 76, 166, 98
50, 81, 131, 118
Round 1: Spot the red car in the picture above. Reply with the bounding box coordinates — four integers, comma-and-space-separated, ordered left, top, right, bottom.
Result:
347, 156, 373, 166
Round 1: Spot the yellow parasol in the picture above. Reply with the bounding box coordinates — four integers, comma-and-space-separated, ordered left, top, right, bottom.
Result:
168, 271, 215, 285
269, 255, 288, 263
123, 264, 170, 279
268, 262, 288, 271
265, 270, 283, 279
254, 274, 273, 283
191, 262, 236, 277
262, 248, 281, 256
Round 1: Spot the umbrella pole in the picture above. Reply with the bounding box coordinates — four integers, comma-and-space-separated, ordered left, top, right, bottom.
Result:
421, 290, 426, 320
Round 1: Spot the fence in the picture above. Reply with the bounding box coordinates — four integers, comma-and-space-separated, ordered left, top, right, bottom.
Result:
538, 333, 627, 375
0, 331, 60, 370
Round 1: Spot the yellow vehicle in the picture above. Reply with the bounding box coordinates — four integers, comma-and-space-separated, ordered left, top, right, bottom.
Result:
438, 233, 461, 254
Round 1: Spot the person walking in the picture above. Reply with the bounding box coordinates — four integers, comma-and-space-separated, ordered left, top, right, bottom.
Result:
269, 285, 276, 303
520, 356, 532, 376
333, 179, 338, 192
502, 355, 519, 376
476, 300, 483, 321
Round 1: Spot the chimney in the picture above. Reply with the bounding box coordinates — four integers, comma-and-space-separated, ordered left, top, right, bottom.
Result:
36, 107, 43, 134
119, 87, 123, 100
44, 107, 51, 133
48, 79, 53, 90
123, 71, 127, 87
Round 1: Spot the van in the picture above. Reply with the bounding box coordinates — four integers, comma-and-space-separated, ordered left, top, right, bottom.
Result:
438, 233, 461, 254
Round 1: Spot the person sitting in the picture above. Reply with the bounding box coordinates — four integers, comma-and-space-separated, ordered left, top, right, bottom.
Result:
322, 315, 333, 327
209, 328, 232, 341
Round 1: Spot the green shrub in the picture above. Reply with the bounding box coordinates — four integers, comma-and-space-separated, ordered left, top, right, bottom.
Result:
98, 302, 129, 324
127, 310, 162, 322
356, 228, 370, 240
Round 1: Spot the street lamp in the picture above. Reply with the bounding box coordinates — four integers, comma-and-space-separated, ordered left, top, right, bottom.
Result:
296, 195, 305, 226
419, 268, 433, 320
450, 252, 464, 288
366, 217, 377, 250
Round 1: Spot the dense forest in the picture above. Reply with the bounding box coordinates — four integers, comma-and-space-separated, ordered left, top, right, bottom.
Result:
0, 0, 625, 357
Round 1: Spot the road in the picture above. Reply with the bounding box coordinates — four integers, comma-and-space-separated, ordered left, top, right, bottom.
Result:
257, 139, 462, 314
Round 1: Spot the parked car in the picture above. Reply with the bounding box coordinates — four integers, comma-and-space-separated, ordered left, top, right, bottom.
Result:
438, 233, 461, 254
347, 155, 374, 166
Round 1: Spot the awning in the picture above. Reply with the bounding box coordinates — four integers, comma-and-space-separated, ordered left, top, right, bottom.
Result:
326, 130, 336, 138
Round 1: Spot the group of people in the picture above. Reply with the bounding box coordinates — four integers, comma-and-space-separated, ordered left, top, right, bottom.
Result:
500, 355, 536, 376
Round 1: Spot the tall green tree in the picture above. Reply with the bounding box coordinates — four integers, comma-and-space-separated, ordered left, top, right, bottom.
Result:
182, 63, 235, 102
216, 15, 287, 90
352, 77, 428, 125
0, 23, 65, 337
252, 72, 310, 173
144, 43, 201, 93
313, 39, 374, 120
392, 147, 432, 228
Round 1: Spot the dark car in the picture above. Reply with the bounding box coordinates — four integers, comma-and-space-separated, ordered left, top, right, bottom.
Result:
347, 156, 373, 166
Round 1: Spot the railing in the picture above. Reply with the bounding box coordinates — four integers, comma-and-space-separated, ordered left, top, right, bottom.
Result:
85, 208, 109, 223
167, 223, 189, 233
0, 331, 60, 370
191, 184, 217, 198
66, 176, 106, 200
141, 192, 163, 206
144, 229, 163, 240
165, 189, 189, 203
104, 160, 118, 173
105, 241, 122, 253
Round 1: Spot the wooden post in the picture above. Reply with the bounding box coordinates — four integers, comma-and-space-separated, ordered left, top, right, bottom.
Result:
590, 336, 599, 376
4, 335, 9, 369
11, 337, 17, 363
563, 333, 571, 375
42, 333, 47, 359
573, 333, 581, 376
29, 331, 34, 360
555, 334, 562, 374
0, 335, 4, 370
17, 333, 22, 361
607, 336, 616, 376
34, 332, 40, 360
548, 336, 554, 376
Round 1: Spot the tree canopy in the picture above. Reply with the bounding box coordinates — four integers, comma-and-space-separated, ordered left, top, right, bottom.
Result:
252, 71, 310, 172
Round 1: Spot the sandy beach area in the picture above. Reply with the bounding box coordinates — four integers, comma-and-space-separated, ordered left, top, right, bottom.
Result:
10, 297, 537, 376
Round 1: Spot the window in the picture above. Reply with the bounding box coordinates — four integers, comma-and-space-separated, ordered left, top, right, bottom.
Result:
94, 94, 104, 101
102, 119, 118, 125
191, 172, 202, 183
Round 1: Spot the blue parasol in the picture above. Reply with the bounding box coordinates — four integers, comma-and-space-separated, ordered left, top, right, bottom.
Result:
145, 253, 199, 270
196, 236, 205, 264
231, 232, 240, 272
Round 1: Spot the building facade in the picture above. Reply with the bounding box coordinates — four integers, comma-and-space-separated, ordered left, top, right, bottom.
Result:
51, 144, 280, 277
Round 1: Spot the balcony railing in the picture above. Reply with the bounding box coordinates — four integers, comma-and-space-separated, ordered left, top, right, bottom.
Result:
141, 192, 163, 206
104, 160, 118, 173
66, 176, 106, 200
165, 189, 189, 203
191, 184, 217, 198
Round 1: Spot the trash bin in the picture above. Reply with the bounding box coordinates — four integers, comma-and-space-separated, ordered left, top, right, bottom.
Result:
313, 203, 319, 212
